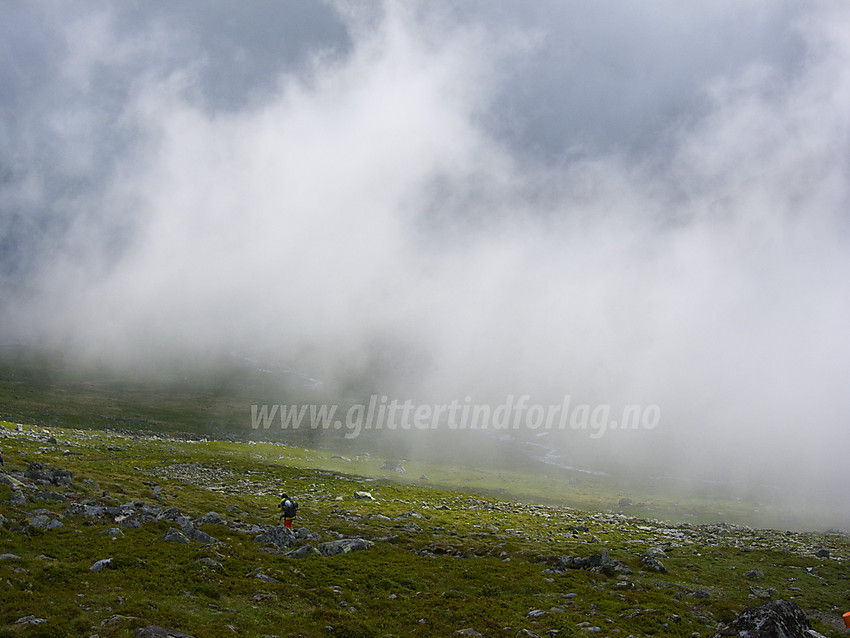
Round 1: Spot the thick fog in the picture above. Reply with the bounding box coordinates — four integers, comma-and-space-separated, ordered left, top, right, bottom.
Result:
2, 2, 849, 504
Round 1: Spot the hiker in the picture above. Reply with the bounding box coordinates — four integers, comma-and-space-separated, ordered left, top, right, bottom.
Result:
278, 493, 297, 530
0, 447, 4, 467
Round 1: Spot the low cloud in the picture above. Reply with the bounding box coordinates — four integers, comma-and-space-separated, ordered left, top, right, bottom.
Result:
2, 2, 849, 507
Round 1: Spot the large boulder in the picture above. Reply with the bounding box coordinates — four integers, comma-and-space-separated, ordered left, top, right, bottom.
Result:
712, 600, 827, 638
253, 525, 295, 549
316, 538, 374, 557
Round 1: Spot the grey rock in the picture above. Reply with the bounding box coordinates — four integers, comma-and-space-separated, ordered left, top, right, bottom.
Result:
24, 462, 48, 482
71, 503, 106, 518
749, 585, 774, 599
286, 544, 321, 558
316, 537, 374, 557
37, 491, 67, 502
90, 558, 114, 572
456, 630, 484, 637
196, 511, 226, 526
380, 460, 405, 473
188, 528, 218, 544
164, 528, 191, 543
553, 548, 627, 575
51, 468, 73, 486
101, 527, 124, 537
745, 569, 765, 581
15, 615, 48, 625
353, 491, 374, 500
194, 558, 223, 569
254, 525, 295, 549
712, 599, 822, 637
156, 506, 183, 521
117, 514, 147, 529
814, 549, 830, 558
641, 554, 667, 573
26, 514, 63, 530
0, 473, 26, 489
10, 491, 26, 506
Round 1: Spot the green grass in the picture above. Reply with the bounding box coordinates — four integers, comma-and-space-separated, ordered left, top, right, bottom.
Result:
2, 421, 850, 637
2, 347, 843, 531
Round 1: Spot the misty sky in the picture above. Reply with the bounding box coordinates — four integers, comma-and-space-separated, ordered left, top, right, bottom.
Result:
1, 2, 849, 495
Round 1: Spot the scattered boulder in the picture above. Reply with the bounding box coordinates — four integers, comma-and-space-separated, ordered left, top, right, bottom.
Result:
187, 526, 218, 544
551, 548, 629, 575
286, 544, 321, 559
25, 462, 49, 482
712, 599, 826, 638
51, 468, 73, 486
100, 527, 124, 538
254, 525, 295, 549
90, 558, 114, 572
26, 514, 63, 530
194, 557, 223, 569
316, 538, 374, 557
0, 473, 26, 489
749, 585, 780, 600
380, 460, 406, 473
353, 491, 374, 500
156, 506, 183, 522
814, 549, 830, 559
196, 511, 226, 526
163, 528, 191, 543
15, 615, 48, 625
37, 491, 67, 502
640, 548, 667, 573
745, 569, 765, 581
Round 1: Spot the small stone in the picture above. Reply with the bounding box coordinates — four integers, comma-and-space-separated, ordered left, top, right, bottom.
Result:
90, 558, 113, 572
15, 615, 48, 625
749, 585, 773, 599
101, 527, 124, 537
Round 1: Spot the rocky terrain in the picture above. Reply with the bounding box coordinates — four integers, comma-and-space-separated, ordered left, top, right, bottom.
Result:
1, 421, 849, 637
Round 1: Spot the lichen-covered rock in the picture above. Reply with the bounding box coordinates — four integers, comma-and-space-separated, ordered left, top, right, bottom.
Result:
712, 599, 825, 638
316, 538, 374, 557
253, 525, 295, 549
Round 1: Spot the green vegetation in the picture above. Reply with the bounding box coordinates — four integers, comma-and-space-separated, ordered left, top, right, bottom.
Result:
1, 421, 849, 637
0, 347, 838, 530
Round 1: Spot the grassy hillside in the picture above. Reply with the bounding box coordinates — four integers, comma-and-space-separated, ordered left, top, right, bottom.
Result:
1, 421, 849, 637
1, 348, 841, 531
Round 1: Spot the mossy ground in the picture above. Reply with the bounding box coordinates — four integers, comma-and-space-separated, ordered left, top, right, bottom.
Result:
1, 421, 849, 638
